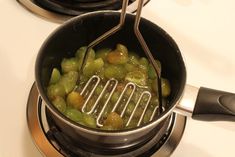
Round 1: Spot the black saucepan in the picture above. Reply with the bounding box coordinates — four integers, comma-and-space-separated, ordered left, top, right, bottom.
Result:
35, 11, 235, 154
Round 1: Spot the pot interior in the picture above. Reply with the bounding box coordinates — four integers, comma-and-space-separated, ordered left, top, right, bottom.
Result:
35, 11, 186, 132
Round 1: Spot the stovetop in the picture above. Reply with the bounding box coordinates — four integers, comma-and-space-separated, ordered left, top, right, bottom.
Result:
0, 1, 235, 157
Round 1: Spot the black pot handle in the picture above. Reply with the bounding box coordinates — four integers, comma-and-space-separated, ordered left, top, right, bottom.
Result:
192, 87, 235, 121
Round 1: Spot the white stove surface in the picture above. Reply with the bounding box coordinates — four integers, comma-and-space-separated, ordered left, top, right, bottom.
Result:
0, 0, 235, 157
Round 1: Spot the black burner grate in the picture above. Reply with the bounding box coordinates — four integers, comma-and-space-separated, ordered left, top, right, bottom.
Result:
34, 0, 136, 16
45, 108, 175, 157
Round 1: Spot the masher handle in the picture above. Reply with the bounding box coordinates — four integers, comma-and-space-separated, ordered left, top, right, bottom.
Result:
177, 85, 235, 121
87, 0, 129, 49
78, 0, 129, 83
134, 0, 163, 113
193, 87, 235, 121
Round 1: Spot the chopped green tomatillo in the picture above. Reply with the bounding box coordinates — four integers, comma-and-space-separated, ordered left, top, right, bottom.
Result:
82, 113, 96, 128
47, 83, 66, 100
59, 71, 78, 94
83, 58, 104, 77
75, 46, 96, 71
96, 48, 112, 61
125, 71, 147, 86
65, 108, 83, 123
104, 64, 126, 80
61, 58, 79, 73
139, 57, 149, 71
52, 96, 67, 113
116, 43, 128, 56
49, 68, 61, 84
128, 52, 140, 65
161, 78, 171, 97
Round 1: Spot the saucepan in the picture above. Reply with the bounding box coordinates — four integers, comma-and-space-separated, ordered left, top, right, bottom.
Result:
35, 11, 235, 154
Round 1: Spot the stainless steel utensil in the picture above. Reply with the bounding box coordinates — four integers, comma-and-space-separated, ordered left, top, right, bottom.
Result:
79, 75, 161, 127
77, 0, 163, 127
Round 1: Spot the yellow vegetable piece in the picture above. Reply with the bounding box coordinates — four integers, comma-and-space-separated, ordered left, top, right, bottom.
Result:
103, 112, 124, 130
107, 44, 128, 65
66, 91, 84, 110
107, 50, 128, 65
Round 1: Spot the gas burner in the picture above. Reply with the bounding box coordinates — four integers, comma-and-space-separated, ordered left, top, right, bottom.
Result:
17, 0, 150, 23
27, 83, 186, 157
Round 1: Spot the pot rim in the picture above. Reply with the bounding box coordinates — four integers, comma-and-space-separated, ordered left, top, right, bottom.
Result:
35, 10, 187, 136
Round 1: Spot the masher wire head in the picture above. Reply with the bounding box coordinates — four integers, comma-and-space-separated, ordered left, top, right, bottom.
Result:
80, 75, 162, 127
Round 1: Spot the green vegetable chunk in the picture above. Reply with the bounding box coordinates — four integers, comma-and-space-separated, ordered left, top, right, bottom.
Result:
152, 78, 171, 97
124, 63, 136, 72
150, 95, 159, 107
161, 78, 171, 97
143, 109, 152, 124
65, 108, 83, 123
128, 52, 140, 65
75, 46, 96, 71
110, 91, 120, 104
75, 46, 95, 62
49, 68, 61, 84
47, 83, 66, 100
83, 58, 104, 77
85, 48, 96, 63
148, 60, 161, 79
148, 64, 157, 79
52, 96, 67, 113
139, 57, 149, 71
61, 58, 79, 73
59, 71, 78, 94
125, 102, 135, 116
96, 48, 111, 61
104, 65, 126, 80
75, 46, 87, 59
116, 43, 128, 55
125, 71, 147, 86
82, 113, 96, 128
95, 84, 104, 95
